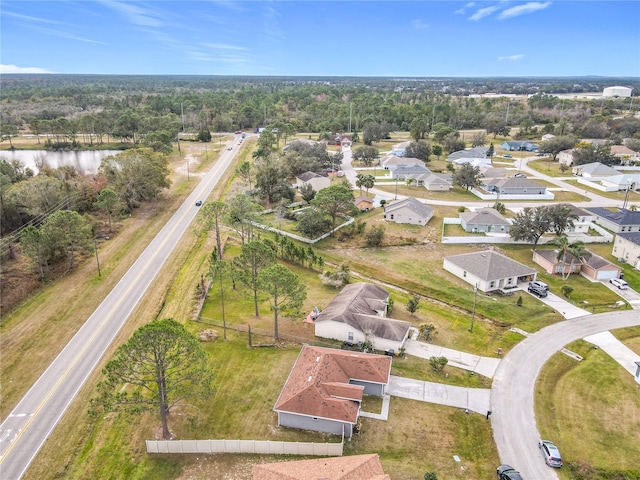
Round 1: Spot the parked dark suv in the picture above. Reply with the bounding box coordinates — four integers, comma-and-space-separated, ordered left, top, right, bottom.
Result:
497, 464, 524, 480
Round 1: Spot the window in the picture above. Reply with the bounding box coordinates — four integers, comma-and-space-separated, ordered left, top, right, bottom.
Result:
390, 214, 394, 220
463, 271, 467, 278
490, 281, 495, 288
507, 278, 513, 284
348, 332, 354, 341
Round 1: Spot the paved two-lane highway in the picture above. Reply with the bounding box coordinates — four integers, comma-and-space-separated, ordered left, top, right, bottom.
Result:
0, 138, 242, 479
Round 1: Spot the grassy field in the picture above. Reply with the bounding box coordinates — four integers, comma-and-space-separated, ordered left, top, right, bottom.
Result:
534, 337, 640, 479
57, 333, 500, 480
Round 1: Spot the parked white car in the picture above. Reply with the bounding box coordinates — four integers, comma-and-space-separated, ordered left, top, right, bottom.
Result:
610, 278, 629, 289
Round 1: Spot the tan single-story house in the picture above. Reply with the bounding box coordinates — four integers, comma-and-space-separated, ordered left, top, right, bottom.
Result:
354, 196, 374, 212
612, 232, 640, 268
443, 250, 537, 293
383, 196, 434, 226
253, 454, 390, 480
273, 346, 391, 438
611, 145, 639, 164
314, 283, 411, 352
296, 171, 330, 192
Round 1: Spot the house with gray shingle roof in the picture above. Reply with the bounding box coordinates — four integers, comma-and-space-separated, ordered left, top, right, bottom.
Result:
273, 346, 391, 438
586, 207, 640, 233
448, 146, 488, 161
314, 283, 411, 352
500, 141, 539, 152
571, 162, 619, 178
296, 171, 330, 192
460, 208, 510, 233
483, 177, 547, 195
383, 196, 434, 226
423, 173, 452, 191
443, 250, 537, 292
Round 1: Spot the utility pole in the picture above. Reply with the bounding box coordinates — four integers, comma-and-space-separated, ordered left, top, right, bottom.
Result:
348, 103, 352, 133
181, 102, 185, 132
623, 184, 631, 210
93, 238, 101, 277
469, 283, 478, 332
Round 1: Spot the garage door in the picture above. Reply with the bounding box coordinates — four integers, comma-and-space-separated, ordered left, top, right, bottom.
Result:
597, 270, 618, 280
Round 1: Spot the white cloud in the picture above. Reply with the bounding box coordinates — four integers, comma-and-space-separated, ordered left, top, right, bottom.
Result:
99, 0, 164, 28
499, 2, 551, 20
411, 19, 429, 30
0, 64, 54, 74
203, 43, 248, 51
498, 54, 525, 61
469, 6, 499, 21
455, 2, 476, 14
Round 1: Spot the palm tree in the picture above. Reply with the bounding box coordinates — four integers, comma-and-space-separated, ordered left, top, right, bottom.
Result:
550, 235, 585, 280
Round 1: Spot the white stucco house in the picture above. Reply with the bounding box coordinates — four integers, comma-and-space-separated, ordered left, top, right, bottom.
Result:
443, 250, 537, 293
383, 196, 434, 226
314, 283, 411, 352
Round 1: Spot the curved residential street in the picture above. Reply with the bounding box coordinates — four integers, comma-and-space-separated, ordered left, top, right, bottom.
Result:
491, 310, 640, 480
0, 137, 243, 479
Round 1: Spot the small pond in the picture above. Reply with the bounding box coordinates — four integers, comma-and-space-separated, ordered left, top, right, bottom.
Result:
0, 150, 122, 175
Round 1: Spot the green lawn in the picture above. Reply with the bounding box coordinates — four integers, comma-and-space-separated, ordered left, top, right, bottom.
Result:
535, 339, 640, 479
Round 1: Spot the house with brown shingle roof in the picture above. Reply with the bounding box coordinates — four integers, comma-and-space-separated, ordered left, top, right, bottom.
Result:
273, 346, 391, 438
252, 453, 390, 480
314, 283, 411, 352
443, 250, 537, 292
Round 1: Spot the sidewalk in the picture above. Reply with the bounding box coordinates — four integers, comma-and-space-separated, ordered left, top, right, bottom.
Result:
404, 338, 501, 378
387, 375, 491, 415
583, 331, 640, 376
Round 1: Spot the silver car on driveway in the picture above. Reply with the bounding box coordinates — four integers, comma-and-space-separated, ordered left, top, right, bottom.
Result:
539, 439, 563, 467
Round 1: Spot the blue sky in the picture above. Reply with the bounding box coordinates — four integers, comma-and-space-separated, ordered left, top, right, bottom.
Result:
1, 1, 639, 77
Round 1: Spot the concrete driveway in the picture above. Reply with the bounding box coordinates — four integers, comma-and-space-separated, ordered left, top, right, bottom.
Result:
524, 288, 591, 319
584, 331, 640, 376
603, 280, 640, 309
404, 339, 501, 378
387, 375, 491, 415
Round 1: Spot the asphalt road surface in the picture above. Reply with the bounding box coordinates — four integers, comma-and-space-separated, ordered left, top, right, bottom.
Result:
491, 310, 640, 479
0, 137, 242, 479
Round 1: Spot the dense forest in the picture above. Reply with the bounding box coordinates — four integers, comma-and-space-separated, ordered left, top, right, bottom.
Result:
1, 75, 638, 142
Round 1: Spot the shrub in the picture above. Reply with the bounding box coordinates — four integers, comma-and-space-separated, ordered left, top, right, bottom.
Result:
365, 224, 385, 247
424, 473, 438, 480
430, 356, 448, 373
